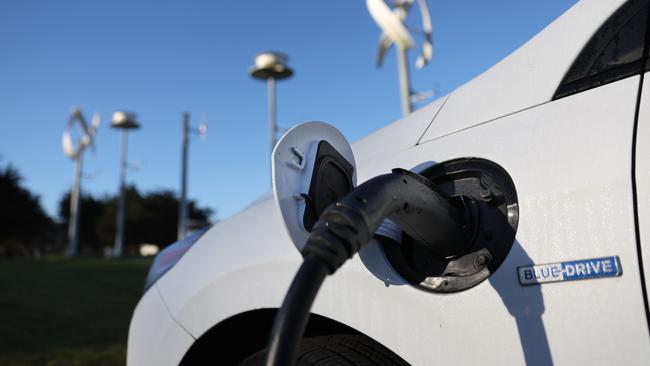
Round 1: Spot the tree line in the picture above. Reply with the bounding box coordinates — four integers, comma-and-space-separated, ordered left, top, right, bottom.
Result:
0, 163, 213, 258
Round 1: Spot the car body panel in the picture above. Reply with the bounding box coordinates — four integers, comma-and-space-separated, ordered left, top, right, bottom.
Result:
127, 285, 194, 366
392, 76, 649, 364
419, 0, 626, 143
351, 95, 447, 168
156, 197, 300, 337
154, 76, 650, 365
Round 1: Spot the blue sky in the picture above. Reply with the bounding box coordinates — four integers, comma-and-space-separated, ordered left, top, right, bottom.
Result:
0, 0, 577, 221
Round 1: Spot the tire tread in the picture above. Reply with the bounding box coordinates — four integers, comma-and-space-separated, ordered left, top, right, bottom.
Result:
240, 334, 410, 366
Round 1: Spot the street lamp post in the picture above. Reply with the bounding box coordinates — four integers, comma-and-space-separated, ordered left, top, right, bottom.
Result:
110, 111, 140, 257
249, 52, 293, 177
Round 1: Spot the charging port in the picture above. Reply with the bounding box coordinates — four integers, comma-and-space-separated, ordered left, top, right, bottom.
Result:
381, 158, 519, 293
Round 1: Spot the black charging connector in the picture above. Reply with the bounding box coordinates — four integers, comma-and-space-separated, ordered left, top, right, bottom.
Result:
381, 158, 519, 293
265, 168, 477, 366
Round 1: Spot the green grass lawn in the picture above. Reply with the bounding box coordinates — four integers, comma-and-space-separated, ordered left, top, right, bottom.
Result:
0, 258, 152, 366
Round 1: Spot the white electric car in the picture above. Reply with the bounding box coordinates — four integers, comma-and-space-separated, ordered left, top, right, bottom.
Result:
128, 0, 650, 364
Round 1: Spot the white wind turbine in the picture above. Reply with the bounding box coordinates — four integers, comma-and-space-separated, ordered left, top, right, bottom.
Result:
62, 107, 100, 257
367, 0, 434, 116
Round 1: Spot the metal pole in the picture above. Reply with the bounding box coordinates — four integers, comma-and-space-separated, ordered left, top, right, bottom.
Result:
65, 154, 82, 257
113, 130, 128, 257
396, 44, 412, 116
268, 77, 277, 163
178, 112, 189, 240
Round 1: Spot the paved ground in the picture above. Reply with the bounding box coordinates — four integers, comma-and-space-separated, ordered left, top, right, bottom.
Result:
0, 258, 151, 365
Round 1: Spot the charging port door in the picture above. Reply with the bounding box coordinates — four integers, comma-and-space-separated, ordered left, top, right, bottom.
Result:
272, 121, 356, 251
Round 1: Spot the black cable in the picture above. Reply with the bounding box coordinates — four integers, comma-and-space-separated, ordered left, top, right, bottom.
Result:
265, 169, 475, 366
265, 255, 329, 366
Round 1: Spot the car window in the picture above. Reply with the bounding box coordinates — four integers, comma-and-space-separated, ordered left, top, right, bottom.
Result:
554, 0, 649, 99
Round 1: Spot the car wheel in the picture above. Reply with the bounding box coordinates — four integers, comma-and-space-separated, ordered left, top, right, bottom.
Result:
240, 334, 409, 366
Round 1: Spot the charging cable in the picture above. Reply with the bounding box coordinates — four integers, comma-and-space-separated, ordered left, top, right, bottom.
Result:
265, 168, 476, 365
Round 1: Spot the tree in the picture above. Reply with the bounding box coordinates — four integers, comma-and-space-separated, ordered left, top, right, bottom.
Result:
58, 192, 107, 254
0, 164, 54, 257
58, 185, 214, 256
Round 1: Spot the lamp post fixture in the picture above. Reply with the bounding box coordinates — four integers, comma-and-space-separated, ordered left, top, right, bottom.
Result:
110, 111, 140, 258
249, 52, 294, 177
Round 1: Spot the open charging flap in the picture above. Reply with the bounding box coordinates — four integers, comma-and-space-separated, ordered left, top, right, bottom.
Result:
272, 121, 357, 251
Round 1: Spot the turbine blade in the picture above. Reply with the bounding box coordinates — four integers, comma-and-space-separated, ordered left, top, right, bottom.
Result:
366, 0, 414, 49
376, 33, 393, 67
91, 112, 101, 131
415, 0, 433, 68
76, 112, 91, 137
418, 0, 432, 33
62, 131, 76, 159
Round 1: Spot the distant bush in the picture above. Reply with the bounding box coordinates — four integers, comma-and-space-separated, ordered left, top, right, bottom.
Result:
58, 186, 214, 256
0, 161, 215, 258
0, 164, 55, 258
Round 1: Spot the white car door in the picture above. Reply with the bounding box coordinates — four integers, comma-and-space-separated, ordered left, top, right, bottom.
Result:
357, 1, 650, 364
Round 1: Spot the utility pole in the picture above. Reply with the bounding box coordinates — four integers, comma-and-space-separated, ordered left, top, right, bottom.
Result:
178, 112, 189, 240
178, 112, 206, 240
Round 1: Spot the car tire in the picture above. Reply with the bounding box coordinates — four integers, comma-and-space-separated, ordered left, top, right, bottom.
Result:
239, 334, 409, 366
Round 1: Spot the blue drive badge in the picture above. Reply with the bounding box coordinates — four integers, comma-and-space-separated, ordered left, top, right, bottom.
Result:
518, 256, 622, 286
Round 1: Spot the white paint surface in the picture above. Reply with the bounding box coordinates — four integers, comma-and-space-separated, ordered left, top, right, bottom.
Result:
419, 0, 627, 143
127, 286, 194, 366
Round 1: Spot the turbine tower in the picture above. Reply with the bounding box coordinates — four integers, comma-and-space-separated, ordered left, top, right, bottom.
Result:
367, 0, 433, 116
62, 107, 100, 257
